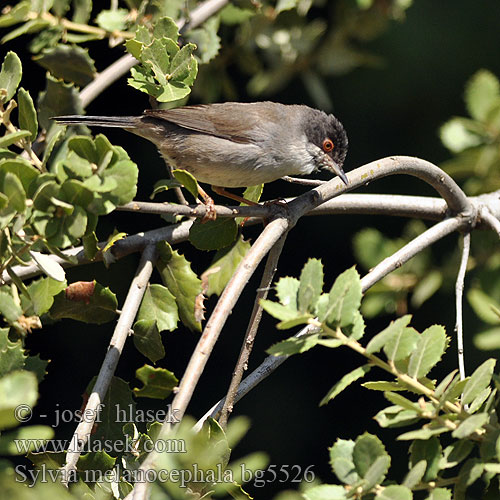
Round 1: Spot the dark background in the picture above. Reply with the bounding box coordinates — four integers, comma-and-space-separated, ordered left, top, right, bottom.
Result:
5, 0, 500, 497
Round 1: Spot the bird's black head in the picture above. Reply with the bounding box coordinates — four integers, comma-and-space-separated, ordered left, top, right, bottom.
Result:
302, 107, 349, 183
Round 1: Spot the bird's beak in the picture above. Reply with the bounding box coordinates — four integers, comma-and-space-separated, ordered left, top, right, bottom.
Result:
324, 156, 349, 185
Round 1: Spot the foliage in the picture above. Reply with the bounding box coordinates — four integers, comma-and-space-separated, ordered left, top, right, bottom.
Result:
263, 261, 500, 499
0, 1, 498, 500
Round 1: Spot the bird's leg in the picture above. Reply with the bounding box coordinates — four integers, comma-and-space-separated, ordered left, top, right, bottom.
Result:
211, 186, 259, 206
197, 185, 217, 222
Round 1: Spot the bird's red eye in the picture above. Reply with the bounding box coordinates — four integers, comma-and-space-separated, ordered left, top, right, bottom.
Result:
322, 138, 334, 152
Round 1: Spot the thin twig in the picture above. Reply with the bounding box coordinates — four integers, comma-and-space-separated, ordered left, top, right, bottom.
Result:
218, 231, 289, 428
455, 232, 471, 381
480, 206, 500, 238
61, 245, 157, 479
360, 217, 467, 292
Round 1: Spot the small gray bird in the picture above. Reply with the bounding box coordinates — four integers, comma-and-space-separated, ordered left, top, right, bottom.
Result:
55, 101, 348, 206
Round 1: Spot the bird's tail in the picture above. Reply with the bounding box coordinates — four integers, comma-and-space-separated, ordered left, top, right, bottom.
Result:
53, 115, 140, 128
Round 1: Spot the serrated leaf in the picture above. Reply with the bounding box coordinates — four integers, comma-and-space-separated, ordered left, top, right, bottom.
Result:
137, 284, 178, 332
398, 426, 449, 441
156, 243, 202, 332
366, 315, 412, 354
0, 51, 22, 103
203, 236, 251, 297
38, 74, 83, 130
34, 44, 96, 86
465, 69, 500, 121
298, 258, 323, 314
329, 439, 359, 485
133, 320, 165, 363
408, 325, 447, 378
375, 485, 411, 500
434, 370, 459, 398
133, 365, 177, 399
189, 218, 238, 250
187, 16, 221, 64
462, 359, 496, 405
153, 16, 179, 41
410, 437, 441, 481
266, 334, 319, 356
320, 365, 371, 406
17, 88, 38, 140
384, 391, 420, 412
50, 282, 117, 324
0, 2, 30, 28
0, 290, 22, 324
319, 267, 362, 328
353, 433, 388, 478
260, 299, 300, 322
0, 329, 25, 377
374, 406, 419, 428
454, 459, 484, 500
362, 455, 391, 490
362, 381, 403, 391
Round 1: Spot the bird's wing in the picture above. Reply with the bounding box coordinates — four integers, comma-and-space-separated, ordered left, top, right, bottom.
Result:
143, 103, 279, 144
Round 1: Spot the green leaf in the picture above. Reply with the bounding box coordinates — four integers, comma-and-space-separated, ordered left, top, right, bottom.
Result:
353, 433, 388, 478
136, 284, 178, 332
439, 118, 483, 153
72, 0, 92, 24
376, 485, 412, 500
0, 370, 38, 429
0, 130, 31, 147
319, 267, 362, 328
260, 299, 300, 322
133, 365, 178, 399
362, 455, 391, 490
0, 425, 54, 454
425, 488, 452, 500
0, 290, 22, 323
465, 69, 500, 121
0, 2, 30, 28
0, 51, 22, 103
474, 327, 500, 350
96, 8, 129, 31
0, 158, 39, 192
329, 439, 359, 485
402, 460, 426, 489
440, 440, 474, 469
266, 334, 319, 356
187, 16, 221, 64
170, 43, 197, 81
366, 315, 412, 354
374, 405, 419, 429
410, 437, 441, 481
172, 168, 199, 200
38, 74, 83, 130
384, 391, 420, 412
150, 178, 182, 198
156, 243, 202, 332
454, 459, 484, 500
462, 358, 496, 405
3, 172, 26, 211
50, 281, 117, 324
202, 236, 251, 297
298, 258, 324, 314
320, 365, 371, 406
29, 250, 65, 282
302, 485, 347, 500
411, 270, 442, 308
452, 412, 489, 438
17, 88, 38, 140
24, 354, 49, 382
27, 276, 67, 315
408, 325, 447, 378
275, 276, 300, 311
467, 289, 500, 324
0, 329, 26, 377
133, 320, 165, 363
34, 44, 96, 86
153, 16, 179, 41
189, 218, 238, 250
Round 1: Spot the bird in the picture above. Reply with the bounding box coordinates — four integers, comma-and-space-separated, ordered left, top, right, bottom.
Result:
54, 101, 348, 215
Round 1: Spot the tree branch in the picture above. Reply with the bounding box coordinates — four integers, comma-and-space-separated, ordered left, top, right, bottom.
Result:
62, 245, 157, 479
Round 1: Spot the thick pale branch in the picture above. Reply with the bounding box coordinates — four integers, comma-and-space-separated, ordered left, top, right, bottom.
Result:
62, 245, 157, 478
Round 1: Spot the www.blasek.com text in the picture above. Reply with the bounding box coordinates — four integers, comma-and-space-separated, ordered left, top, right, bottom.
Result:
15, 463, 316, 488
